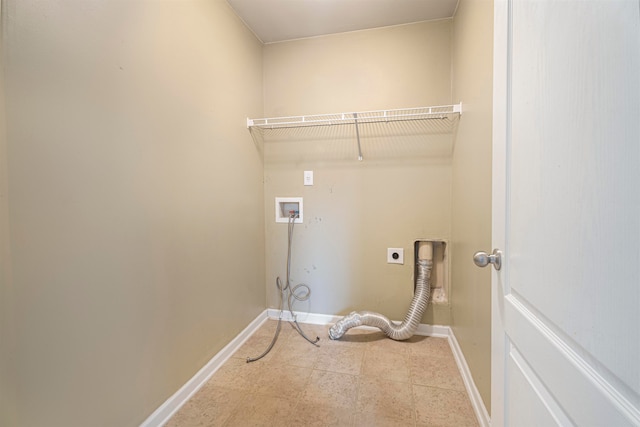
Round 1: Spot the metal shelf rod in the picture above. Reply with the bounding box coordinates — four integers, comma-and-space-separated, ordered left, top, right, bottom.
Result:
353, 113, 363, 161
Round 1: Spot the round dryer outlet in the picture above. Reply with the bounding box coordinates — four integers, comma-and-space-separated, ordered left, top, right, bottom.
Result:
387, 248, 404, 264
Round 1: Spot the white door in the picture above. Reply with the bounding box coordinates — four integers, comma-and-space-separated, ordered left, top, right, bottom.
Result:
491, 1, 640, 426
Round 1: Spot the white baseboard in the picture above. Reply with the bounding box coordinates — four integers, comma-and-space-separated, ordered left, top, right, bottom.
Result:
139, 310, 268, 427
447, 328, 491, 427
266, 308, 341, 325
414, 323, 450, 338
141, 309, 490, 427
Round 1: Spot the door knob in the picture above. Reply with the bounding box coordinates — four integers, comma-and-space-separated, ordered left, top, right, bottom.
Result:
473, 249, 502, 271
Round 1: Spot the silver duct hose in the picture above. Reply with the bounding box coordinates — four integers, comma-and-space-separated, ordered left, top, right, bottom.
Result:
328, 243, 433, 341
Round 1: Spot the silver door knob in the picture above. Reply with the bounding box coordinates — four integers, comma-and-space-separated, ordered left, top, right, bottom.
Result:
473, 249, 502, 271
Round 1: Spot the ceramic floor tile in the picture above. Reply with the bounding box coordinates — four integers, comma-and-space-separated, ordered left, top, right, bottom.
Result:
295, 323, 330, 339
406, 336, 453, 359
283, 402, 354, 427
292, 322, 327, 342
409, 354, 465, 391
354, 412, 416, 427
223, 394, 297, 427
361, 348, 411, 383
234, 332, 287, 363
366, 333, 414, 356
163, 399, 213, 427
413, 385, 478, 427
270, 335, 321, 368
254, 364, 313, 399
356, 376, 415, 424
299, 369, 359, 410
314, 346, 365, 376
168, 323, 480, 427
208, 357, 264, 392
165, 385, 245, 427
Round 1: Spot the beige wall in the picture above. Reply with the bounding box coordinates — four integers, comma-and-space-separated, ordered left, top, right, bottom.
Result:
263, 20, 454, 325
1, 0, 18, 423
1, 2, 496, 423
2, 1, 264, 425
451, 0, 494, 411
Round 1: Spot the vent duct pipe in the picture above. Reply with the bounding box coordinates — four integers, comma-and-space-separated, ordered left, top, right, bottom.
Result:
328, 241, 433, 341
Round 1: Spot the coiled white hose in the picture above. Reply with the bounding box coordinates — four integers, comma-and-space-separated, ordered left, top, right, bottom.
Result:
328, 253, 432, 341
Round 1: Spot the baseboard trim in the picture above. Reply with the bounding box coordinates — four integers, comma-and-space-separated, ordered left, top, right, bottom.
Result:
266, 308, 340, 325
448, 328, 491, 427
139, 310, 268, 427
415, 323, 450, 338
141, 309, 490, 427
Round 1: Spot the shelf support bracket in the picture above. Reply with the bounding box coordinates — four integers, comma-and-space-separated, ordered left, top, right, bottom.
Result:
353, 112, 363, 161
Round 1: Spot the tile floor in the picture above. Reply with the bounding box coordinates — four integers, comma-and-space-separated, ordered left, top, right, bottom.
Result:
165, 320, 479, 427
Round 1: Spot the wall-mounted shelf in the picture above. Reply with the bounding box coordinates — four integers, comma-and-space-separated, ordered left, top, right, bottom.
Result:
247, 103, 462, 161
248, 103, 461, 129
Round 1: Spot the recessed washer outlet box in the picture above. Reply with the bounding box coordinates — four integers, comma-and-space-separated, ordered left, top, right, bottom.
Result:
275, 197, 303, 223
414, 239, 449, 304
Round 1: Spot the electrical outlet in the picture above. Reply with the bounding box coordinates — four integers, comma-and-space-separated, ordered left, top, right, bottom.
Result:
387, 248, 404, 264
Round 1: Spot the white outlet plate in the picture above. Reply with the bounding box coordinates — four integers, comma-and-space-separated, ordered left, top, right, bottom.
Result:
304, 170, 313, 186
387, 248, 404, 264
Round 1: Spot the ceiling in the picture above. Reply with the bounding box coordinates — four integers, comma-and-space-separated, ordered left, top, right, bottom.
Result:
226, 0, 459, 44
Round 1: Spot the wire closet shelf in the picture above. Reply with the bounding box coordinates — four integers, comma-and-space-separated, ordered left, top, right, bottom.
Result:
247, 103, 462, 130
247, 103, 462, 161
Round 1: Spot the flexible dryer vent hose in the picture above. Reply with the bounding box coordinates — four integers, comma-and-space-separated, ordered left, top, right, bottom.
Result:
328, 242, 433, 341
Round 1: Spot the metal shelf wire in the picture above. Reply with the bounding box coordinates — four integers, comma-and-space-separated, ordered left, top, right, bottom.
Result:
247, 103, 462, 161
247, 103, 461, 129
